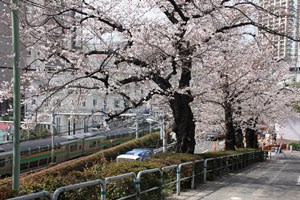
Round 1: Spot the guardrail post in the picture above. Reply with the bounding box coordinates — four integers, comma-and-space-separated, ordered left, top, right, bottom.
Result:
203, 159, 207, 182
101, 183, 106, 200
213, 158, 216, 180
220, 157, 223, 176
225, 157, 228, 174
137, 168, 162, 200
203, 158, 214, 182
176, 166, 181, 195
160, 170, 163, 200
239, 155, 242, 169
135, 178, 141, 200
193, 160, 203, 185
191, 162, 195, 189
105, 172, 136, 200
248, 153, 250, 166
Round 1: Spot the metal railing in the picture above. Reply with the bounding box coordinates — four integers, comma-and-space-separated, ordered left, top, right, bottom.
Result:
8, 151, 265, 200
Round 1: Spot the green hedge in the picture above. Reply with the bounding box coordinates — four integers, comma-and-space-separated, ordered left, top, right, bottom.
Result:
0, 134, 263, 200
0, 132, 161, 199
290, 141, 300, 150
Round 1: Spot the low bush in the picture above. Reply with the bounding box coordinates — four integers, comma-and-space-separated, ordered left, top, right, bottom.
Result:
0, 136, 263, 200
290, 141, 300, 150
0, 133, 161, 199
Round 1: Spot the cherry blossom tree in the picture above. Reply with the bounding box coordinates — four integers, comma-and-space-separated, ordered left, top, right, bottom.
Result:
1, 0, 299, 152
193, 35, 299, 150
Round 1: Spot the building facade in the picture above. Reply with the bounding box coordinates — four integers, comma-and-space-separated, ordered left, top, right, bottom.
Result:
0, 1, 153, 137
259, 0, 300, 81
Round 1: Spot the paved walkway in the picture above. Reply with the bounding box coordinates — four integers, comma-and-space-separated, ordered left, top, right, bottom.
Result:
166, 151, 300, 200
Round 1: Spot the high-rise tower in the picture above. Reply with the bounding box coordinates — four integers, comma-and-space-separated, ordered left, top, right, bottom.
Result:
259, 0, 300, 81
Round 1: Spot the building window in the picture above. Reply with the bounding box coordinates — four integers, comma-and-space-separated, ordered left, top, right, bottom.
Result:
56, 117, 61, 134
32, 99, 36, 105
82, 101, 86, 107
93, 99, 97, 107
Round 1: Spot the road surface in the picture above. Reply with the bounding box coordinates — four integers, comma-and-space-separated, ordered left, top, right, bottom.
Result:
167, 151, 300, 200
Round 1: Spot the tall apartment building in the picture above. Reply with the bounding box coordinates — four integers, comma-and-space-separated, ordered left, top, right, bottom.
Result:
259, 0, 300, 81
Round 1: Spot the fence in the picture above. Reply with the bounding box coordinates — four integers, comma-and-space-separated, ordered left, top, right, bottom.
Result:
8, 151, 265, 200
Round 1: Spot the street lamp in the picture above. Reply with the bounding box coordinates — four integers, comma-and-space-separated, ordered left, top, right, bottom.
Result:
146, 118, 167, 153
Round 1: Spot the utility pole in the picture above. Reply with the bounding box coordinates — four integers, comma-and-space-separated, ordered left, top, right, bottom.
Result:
11, 0, 21, 191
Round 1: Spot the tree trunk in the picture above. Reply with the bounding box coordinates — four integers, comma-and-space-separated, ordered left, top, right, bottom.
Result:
235, 126, 244, 148
170, 92, 195, 153
224, 102, 236, 150
245, 128, 258, 148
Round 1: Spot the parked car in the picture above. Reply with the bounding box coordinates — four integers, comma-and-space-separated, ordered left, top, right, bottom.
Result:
116, 149, 153, 162
116, 154, 141, 162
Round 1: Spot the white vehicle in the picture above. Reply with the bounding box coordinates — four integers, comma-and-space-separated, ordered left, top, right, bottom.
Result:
116, 154, 140, 162
116, 149, 154, 162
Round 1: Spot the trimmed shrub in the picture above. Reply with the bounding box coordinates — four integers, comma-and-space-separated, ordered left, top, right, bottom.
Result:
0, 133, 161, 199
0, 134, 264, 200
290, 141, 300, 150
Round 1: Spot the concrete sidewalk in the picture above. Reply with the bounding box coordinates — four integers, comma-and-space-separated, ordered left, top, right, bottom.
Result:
166, 151, 300, 200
